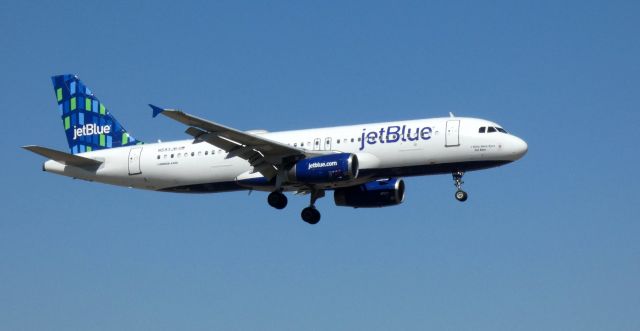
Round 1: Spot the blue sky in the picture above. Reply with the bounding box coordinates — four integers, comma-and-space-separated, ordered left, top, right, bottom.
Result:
1, 1, 639, 330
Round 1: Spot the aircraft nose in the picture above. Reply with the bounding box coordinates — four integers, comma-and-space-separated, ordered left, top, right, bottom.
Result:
510, 136, 528, 160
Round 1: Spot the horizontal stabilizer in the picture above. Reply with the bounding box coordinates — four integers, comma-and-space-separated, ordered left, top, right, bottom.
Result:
22, 145, 102, 167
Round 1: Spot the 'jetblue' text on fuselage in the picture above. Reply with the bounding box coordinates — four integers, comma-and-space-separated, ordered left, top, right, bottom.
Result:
359, 125, 432, 150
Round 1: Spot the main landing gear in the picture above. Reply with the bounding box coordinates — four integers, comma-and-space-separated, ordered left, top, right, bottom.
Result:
452, 171, 468, 202
267, 189, 324, 225
301, 189, 324, 225
268, 191, 288, 209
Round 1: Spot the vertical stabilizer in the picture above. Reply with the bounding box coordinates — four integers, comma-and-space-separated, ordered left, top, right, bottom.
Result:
52, 74, 142, 154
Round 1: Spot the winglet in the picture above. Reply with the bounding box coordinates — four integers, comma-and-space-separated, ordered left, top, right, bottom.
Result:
150, 104, 165, 118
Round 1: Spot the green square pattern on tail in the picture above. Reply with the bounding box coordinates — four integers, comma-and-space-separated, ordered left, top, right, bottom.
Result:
51, 74, 143, 154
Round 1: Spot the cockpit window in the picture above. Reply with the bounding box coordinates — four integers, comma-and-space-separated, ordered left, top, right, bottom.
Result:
487, 126, 497, 133
479, 127, 486, 133
496, 127, 508, 133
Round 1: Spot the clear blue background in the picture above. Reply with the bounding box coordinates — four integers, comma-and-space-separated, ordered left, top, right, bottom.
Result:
1, 1, 639, 330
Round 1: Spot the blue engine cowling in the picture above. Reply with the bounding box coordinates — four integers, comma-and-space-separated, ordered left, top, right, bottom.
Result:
289, 153, 359, 183
334, 178, 405, 208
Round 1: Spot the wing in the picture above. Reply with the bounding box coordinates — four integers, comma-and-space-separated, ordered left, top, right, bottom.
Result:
151, 105, 319, 179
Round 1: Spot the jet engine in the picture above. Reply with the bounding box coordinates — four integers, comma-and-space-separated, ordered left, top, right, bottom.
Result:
289, 153, 358, 183
334, 178, 405, 208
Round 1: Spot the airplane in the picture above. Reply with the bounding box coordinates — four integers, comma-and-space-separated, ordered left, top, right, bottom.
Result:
23, 74, 528, 224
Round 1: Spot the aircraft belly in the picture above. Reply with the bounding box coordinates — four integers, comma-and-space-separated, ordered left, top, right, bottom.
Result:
144, 156, 250, 191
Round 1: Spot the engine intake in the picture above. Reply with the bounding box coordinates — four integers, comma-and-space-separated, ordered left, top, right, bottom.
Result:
334, 178, 405, 208
289, 153, 358, 183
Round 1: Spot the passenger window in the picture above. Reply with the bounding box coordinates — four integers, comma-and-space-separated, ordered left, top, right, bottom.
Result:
205, 151, 208, 155
488, 127, 496, 133
157, 155, 160, 159
171, 154, 174, 158
350, 138, 354, 143
198, 151, 202, 156
479, 127, 486, 133
191, 152, 195, 156
301, 143, 304, 147
212, 150, 215, 155
357, 138, 361, 142
337, 139, 341, 144
294, 143, 297, 147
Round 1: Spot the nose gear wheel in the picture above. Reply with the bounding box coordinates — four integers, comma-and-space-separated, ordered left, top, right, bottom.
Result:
452, 171, 468, 202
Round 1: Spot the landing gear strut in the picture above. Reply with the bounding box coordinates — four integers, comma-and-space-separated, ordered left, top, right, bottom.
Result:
452, 171, 468, 202
301, 189, 324, 224
268, 191, 288, 209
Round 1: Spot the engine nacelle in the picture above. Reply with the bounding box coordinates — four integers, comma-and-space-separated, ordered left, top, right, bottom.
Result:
334, 178, 405, 208
289, 153, 359, 183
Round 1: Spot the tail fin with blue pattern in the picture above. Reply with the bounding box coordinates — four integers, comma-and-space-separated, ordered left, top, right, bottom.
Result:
52, 74, 142, 154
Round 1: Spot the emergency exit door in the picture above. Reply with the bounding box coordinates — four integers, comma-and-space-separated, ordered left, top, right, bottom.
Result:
324, 137, 332, 150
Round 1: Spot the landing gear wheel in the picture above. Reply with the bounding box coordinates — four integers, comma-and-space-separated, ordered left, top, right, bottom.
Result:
452, 171, 468, 202
455, 190, 468, 202
301, 207, 321, 225
267, 191, 288, 209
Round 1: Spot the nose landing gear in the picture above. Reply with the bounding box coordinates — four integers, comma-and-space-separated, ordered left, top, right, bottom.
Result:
452, 171, 468, 202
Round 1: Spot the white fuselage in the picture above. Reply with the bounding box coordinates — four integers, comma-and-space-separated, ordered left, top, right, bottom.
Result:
43, 117, 528, 193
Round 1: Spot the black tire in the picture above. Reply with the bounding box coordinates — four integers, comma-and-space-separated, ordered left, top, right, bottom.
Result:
268, 191, 288, 209
301, 207, 321, 224
455, 190, 468, 202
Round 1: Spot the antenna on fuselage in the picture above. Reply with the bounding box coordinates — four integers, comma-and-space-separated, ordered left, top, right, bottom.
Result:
449, 112, 455, 118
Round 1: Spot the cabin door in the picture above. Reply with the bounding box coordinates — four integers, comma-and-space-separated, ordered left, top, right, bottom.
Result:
128, 147, 143, 175
445, 120, 460, 147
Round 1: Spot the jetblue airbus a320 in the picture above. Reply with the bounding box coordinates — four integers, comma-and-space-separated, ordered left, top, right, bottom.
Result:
24, 75, 528, 224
